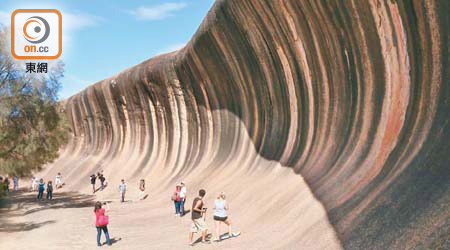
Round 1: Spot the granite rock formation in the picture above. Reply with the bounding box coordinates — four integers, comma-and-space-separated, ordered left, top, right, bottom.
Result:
49, 0, 449, 249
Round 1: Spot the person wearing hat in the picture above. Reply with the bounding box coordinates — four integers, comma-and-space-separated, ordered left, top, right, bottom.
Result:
179, 181, 187, 216
172, 183, 182, 216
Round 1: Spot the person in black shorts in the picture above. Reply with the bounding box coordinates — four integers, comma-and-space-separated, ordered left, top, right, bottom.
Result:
212, 193, 240, 241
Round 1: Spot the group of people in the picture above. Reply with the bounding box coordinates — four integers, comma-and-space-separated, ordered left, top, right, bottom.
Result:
0, 176, 21, 193
31, 173, 63, 200
172, 183, 240, 245
117, 179, 147, 203
188, 188, 240, 245
93, 178, 148, 246
90, 172, 107, 193
172, 181, 187, 216
93, 182, 239, 247
0, 173, 63, 200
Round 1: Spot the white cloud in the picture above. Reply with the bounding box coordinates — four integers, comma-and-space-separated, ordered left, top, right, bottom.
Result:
0, 10, 9, 25
0, 9, 102, 30
129, 3, 187, 20
155, 43, 186, 55
63, 12, 103, 31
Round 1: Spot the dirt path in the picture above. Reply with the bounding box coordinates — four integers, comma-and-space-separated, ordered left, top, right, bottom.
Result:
0, 169, 342, 250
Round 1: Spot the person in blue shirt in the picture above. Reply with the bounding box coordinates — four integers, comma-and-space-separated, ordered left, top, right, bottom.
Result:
37, 179, 45, 200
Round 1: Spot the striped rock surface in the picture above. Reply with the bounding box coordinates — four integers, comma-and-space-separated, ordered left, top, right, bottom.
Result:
45, 0, 449, 249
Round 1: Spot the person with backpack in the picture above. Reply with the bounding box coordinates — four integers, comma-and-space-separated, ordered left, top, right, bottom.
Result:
37, 179, 45, 200
94, 201, 111, 246
90, 174, 97, 193
172, 184, 182, 216
46, 181, 54, 200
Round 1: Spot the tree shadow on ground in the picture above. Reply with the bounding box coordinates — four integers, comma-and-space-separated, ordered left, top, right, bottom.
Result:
0, 189, 95, 215
0, 189, 95, 233
0, 220, 56, 233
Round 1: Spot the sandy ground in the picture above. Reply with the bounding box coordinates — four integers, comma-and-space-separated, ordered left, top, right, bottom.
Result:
0, 166, 342, 250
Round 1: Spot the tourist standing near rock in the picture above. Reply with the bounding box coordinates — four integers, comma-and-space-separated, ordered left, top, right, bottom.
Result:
99, 174, 106, 190
189, 189, 210, 245
37, 179, 45, 200
13, 176, 19, 191
55, 173, 62, 189
119, 179, 127, 202
94, 201, 111, 246
47, 181, 53, 200
180, 181, 187, 216
31, 176, 37, 192
4, 177, 10, 192
173, 184, 182, 216
139, 179, 145, 200
90, 174, 97, 193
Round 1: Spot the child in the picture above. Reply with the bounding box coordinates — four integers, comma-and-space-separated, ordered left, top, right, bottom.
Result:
37, 179, 45, 200
55, 173, 62, 189
119, 179, 126, 202
31, 176, 37, 192
47, 181, 53, 200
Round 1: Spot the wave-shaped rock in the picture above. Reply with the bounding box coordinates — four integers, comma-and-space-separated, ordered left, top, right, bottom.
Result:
48, 0, 448, 249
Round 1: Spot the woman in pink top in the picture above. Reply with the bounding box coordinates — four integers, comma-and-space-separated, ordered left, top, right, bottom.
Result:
94, 201, 111, 246
173, 184, 182, 216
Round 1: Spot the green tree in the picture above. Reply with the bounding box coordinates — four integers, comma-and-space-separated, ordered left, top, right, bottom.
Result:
0, 27, 69, 177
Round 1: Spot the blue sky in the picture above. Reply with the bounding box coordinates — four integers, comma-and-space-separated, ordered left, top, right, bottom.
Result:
0, 0, 215, 99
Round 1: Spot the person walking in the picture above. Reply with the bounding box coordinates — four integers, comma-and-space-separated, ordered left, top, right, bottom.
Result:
139, 179, 146, 200
90, 174, 97, 193
173, 184, 182, 216
13, 176, 19, 191
189, 189, 210, 246
55, 173, 62, 189
119, 179, 127, 202
94, 201, 111, 246
211, 193, 240, 241
46, 181, 54, 200
180, 181, 187, 216
37, 179, 45, 200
